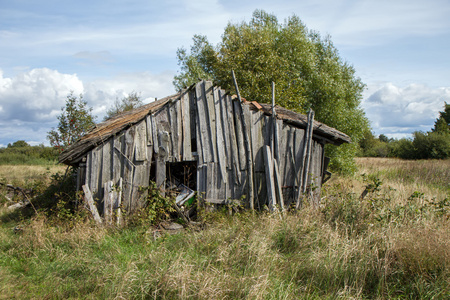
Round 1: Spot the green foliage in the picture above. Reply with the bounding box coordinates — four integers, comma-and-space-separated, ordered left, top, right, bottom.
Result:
104, 91, 144, 120
128, 181, 175, 227
174, 9, 369, 174
47, 92, 96, 152
432, 102, 450, 134
0, 143, 59, 165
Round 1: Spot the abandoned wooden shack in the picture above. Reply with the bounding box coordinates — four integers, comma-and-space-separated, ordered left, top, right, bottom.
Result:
59, 80, 350, 217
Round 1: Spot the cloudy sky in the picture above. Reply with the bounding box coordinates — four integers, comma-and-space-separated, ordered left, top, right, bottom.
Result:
1, 0, 449, 147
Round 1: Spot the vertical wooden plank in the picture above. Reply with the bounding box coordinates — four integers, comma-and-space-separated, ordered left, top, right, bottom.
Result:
189, 90, 197, 154
273, 158, 285, 211
294, 128, 305, 196
156, 131, 169, 196
90, 146, 103, 202
122, 126, 136, 212
102, 138, 112, 187
181, 91, 192, 161
276, 122, 287, 189
115, 178, 123, 226
131, 161, 148, 211
132, 120, 150, 211
112, 134, 123, 185
85, 151, 92, 187
206, 162, 215, 200
213, 87, 227, 184
168, 102, 178, 161
218, 89, 231, 169
195, 81, 212, 163
103, 181, 113, 225
197, 164, 207, 202
146, 115, 153, 146
176, 99, 183, 161
251, 110, 266, 172
134, 120, 147, 161
204, 81, 217, 162
233, 100, 246, 171
151, 114, 159, 154
263, 145, 276, 211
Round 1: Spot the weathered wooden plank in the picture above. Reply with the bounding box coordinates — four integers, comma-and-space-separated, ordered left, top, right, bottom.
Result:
204, 81, 218, 162
233, 100, 246, 171
112, 134, 123, 185
213, 87, 227, 184
168, 102, 179, 161
302, 110, 315, 195
82, 184, 102, 224
176, 99, 183, 160
134, 120, 147, 162
197, 164, 207, 202
146, 115, 153, 146
101, 138, 112, 188
181, 91, 192, 161
206, 162, 215, 200
276, 122, 288, 188
195, 82, 212, 163
115, 178, 123, 226
156, 131, 169, 196
85, 151, 92, 187
263, 145, 276, 211
131, 161, 148, 211
273, 158, 285, 211
122, 126, 136, 212
91, 147, 103, 201
251, 110, 266, 173
151, 114, 159, 154
218, 89, 231, 169
103, 180, 114, 225
189, 90, 197, 153
231, 70, 254, 209
294, 128, 305, 195
225, 95, 240, 182
253, 172, 266, 210
152, 106, 171, 156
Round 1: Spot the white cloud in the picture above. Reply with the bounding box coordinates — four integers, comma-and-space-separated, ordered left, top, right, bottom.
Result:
0, 68, 176, 146
0, 68, 83, 122
362, 82, 450, 135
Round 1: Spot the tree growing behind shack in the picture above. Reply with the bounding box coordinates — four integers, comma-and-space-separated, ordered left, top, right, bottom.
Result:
47, 92, 96, 152
173, 10, 369, 174
104, 91, 144, 121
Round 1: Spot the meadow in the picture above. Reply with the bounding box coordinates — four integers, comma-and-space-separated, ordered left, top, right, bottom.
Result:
0, 158, 448, 299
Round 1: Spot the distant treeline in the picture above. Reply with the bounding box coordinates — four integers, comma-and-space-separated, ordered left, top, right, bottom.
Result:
0, 140, 59, 165
358, 132, 450, 159
359, 103, 450, 159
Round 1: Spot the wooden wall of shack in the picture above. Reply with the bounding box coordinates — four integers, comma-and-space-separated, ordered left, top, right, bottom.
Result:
78, 80, 325, 213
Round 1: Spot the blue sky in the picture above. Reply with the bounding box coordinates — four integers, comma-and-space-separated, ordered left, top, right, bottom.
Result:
1, 0, 449, 146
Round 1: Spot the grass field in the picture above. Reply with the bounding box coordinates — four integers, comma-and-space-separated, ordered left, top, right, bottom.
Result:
0, 158, 448, 299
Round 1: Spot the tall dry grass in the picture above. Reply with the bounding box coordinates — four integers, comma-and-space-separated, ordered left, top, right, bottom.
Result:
0, 164, 67, 186
0, 158, 448, 299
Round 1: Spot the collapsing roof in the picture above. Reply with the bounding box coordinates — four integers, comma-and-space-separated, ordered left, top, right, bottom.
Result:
60, 87, 350, 166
